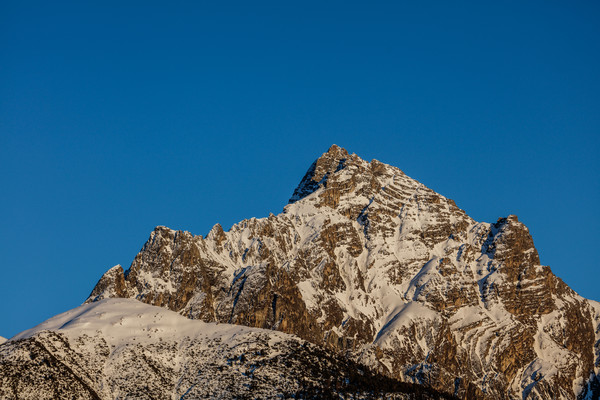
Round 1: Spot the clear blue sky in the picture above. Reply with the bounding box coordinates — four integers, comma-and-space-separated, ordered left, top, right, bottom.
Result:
1, 1, 598, 338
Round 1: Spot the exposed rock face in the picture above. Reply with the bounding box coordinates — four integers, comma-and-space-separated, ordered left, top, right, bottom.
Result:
87, 145, 600, 399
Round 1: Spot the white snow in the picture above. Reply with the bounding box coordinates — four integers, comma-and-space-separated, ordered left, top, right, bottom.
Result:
374, 302, 439, 347
12, 298, 289, 348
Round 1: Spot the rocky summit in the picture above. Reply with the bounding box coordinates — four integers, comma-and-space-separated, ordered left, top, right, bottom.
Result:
2, 145, 599, 399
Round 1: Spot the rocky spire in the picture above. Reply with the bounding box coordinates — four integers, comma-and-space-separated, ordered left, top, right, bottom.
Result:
288, 144, 350, 204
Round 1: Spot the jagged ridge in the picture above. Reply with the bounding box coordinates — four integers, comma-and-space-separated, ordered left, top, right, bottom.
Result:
49, 145, 600, 398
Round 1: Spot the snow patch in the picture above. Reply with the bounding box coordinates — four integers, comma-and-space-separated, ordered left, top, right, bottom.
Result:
12, 298, 289, 349
374, 302, 439, 345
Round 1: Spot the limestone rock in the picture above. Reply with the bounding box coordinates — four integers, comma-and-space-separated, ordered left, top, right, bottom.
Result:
84, 145, 599, 399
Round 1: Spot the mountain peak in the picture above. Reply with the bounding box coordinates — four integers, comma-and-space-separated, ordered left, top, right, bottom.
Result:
326, 143, 349, 158
76, 147, 600, 399
289, 145, 352, 204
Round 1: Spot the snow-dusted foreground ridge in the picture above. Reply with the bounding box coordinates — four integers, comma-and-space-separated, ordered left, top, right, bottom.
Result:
3, 145, 599, 399
1, 299, 451, 399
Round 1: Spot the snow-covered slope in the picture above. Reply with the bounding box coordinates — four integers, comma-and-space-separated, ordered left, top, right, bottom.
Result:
1, 298, 451, 399
12, 297, 271, 344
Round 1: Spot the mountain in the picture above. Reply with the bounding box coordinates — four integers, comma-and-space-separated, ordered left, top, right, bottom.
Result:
2, 145, 599, 399
1, 298, 451, 399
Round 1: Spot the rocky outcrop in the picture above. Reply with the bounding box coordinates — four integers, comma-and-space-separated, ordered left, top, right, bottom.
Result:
86, 145, 600, 399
